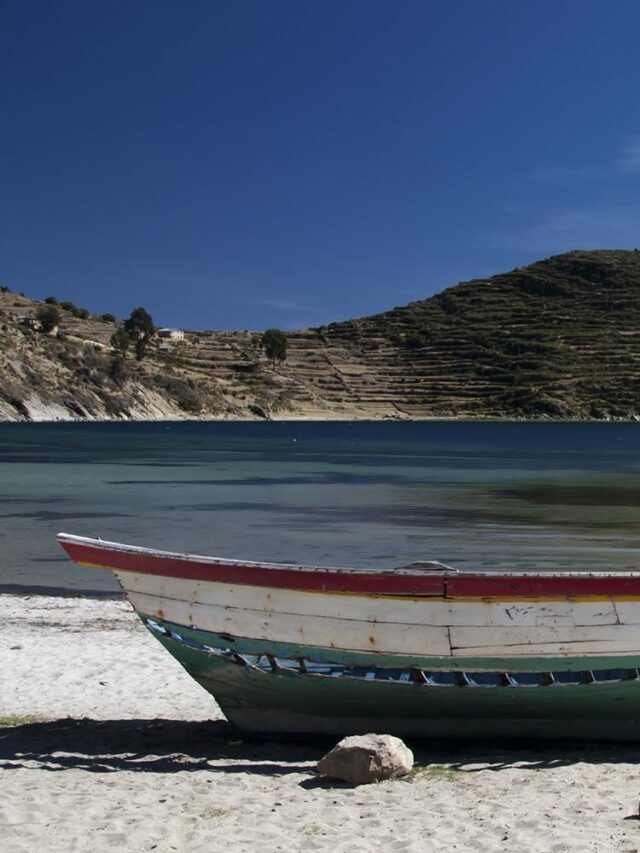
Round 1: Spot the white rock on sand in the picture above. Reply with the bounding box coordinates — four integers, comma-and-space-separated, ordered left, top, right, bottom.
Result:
3, 594, 640, 852
318, 734, 414, 784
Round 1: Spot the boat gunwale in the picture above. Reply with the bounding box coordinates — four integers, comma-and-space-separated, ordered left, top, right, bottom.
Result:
57, 532, 640, 580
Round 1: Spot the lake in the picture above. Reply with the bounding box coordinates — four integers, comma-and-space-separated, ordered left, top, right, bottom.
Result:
1, 421, 640, 596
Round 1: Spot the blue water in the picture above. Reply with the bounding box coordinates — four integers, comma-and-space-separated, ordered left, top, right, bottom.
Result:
1, 421, 640, 596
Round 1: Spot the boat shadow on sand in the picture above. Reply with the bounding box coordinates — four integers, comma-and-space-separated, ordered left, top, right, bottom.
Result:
2, 718, 640, 782
0, 718, 319, 776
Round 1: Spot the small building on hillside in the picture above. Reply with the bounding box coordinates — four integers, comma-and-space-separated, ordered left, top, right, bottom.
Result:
157, 328, 185, 340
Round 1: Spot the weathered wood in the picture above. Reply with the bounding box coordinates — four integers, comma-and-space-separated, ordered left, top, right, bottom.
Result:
122, 584, 640, 660
156, 631, 640, 741
119, 572, 620, 628
123, 589, 453, 656
450, 624, 640, 656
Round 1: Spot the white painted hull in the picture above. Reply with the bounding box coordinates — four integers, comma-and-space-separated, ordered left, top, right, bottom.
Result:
117, 571, 640, 662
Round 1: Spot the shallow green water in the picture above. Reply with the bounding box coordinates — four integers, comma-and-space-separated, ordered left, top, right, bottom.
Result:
1, 421, 639, 596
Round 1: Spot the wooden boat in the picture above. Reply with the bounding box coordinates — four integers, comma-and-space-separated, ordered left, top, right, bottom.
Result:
58, 532, 640, 740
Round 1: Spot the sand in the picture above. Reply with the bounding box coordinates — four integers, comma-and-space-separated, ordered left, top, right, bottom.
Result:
3, 595, 640, 853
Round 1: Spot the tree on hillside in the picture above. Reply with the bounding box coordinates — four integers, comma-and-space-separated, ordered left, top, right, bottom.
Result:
261, 328, 287, 366
109, 353, 128, 386
110, 325, 131, 358
36, 304, 61, 333
109, 324, 132, 386
124, 307, 155, 361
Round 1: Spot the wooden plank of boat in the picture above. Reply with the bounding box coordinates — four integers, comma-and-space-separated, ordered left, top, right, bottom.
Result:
58, 533, 640, 661
118, 571, 622, 628
57, 533, 640, 598
141, 612, 640, 672
122, 588, 453, 656
58, 534, 447, 594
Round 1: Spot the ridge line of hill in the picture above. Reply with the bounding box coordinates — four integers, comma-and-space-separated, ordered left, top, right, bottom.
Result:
2, 249, 640, 422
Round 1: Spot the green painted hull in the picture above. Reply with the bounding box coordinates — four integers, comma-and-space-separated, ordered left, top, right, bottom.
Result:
142, 616, 640, 673
151, 623, 640, 741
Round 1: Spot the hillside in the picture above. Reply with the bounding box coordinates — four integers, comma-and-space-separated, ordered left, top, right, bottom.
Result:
2, 249, 640, 421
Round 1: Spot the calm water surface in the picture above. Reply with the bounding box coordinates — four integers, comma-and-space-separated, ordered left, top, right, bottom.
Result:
1, 421, 640, 596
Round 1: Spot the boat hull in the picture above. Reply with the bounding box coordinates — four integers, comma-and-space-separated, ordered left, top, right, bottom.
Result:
149, 619, 640, 741
57, 533, 640, 739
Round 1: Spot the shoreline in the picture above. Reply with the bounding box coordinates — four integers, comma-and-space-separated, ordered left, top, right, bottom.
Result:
0, 583, 123, 599
4, 593, 640, 851
2, 415, 640, 425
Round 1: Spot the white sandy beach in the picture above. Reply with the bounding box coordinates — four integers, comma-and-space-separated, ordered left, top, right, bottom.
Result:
3, 594, 640, 853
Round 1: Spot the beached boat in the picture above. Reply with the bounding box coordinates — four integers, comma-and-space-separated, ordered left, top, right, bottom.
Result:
58, 532, 640, 740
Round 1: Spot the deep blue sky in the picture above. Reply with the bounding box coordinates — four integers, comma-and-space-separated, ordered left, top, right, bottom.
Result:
3, 1, 640, 330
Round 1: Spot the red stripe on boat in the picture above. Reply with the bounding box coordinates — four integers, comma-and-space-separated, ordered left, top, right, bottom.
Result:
59, 539, 640, 598
60, 540, 445, 594
445, 574, 640, 598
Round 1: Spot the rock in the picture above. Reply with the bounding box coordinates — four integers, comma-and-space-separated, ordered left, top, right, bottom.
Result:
248, 403, 270, 420
317, 734, 414, 785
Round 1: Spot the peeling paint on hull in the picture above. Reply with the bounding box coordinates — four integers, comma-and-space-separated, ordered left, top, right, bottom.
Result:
154, 629, 640, 741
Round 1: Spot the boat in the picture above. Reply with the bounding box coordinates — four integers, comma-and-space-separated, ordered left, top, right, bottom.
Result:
58, 532, 640, 740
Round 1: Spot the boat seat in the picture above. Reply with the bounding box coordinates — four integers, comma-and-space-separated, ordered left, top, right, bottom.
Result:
394, 561, 459, 572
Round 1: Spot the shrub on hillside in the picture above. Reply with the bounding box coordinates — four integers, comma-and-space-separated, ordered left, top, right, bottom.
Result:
157, 376, 203, 413
403, 332, 426, 349
109, 356, 128, 386
36, 304, 61, 333
102, 394, 130, 417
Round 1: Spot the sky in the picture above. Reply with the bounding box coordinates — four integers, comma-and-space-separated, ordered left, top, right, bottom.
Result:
3, 0, 640, 331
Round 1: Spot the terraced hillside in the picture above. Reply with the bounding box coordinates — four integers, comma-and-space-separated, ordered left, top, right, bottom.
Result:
313, 249, 640, 419
2, 249, 640, 420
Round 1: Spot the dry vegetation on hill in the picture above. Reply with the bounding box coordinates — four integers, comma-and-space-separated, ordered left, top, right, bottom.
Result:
2, 249, 640, 421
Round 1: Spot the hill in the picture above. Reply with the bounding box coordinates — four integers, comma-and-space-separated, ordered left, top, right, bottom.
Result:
2, 249, 640, 421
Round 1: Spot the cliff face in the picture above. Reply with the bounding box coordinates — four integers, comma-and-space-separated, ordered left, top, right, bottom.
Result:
3, 249, 640, 422
0, 319, 185, 422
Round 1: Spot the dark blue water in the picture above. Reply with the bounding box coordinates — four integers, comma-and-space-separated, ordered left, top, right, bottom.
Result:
1, 421, 640, 596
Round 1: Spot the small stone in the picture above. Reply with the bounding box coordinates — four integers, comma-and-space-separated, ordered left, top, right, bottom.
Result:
317, 734, 414, 785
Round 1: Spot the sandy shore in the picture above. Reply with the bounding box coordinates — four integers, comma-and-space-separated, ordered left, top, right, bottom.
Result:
3, 595, 640, 852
